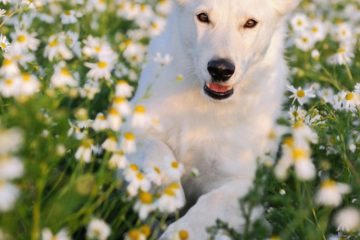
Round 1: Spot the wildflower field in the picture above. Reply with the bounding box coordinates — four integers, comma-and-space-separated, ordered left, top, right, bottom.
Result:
0, 0, 359, 239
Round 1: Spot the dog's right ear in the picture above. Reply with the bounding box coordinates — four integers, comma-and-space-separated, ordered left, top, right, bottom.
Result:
272, 0, 301, 15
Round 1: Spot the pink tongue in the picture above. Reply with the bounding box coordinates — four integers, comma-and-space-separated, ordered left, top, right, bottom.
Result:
207, 83, 231, 93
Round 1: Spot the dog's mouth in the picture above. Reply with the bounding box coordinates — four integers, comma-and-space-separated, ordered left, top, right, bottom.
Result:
203, 83, 234, 100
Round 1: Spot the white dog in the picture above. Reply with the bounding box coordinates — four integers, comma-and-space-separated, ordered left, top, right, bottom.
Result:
131, 0, 299, 239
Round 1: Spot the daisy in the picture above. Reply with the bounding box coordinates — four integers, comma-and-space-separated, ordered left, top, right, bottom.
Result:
133, 191, 156, 220
107, 108, 122, 131
166, 159, 185, 181
44, 34, 73, 61
315, 179, 350, 207
75, 139, 94, 163
131, 105, 150, 129
115, 80, 133, 97
85, 59, 114, 81
327, 45, 354, 65
171, 229, 190, 240
0, 78, 20, 98
148, 16, 166, 36
92, 113, 109, 131
41, 228, 70, 240
0, 180, 19, 212
0, 58, 20, 77
145, 165, 163, 186
101, 136, 119, 152
292, 148, 316, 180
157, 182, 185, 213
156, 0, 172, 15
0, 155, 24, 180
288, 106, 307, 122
0, 128, 23, 154
339, 91, 358, 112
112, 97, 131, 116
122, 40, 146, 63
126, 172, 151, 197
0, 34, 10, 51
87, 218, 111, 240
309, 19, 327, 42
17, 73, 40, 96
294, 32, 316, 51
60, 10, 77, 24
290, 13, 309, 32
334, 207, 360, 232
121, 132, 136, 153
50, 62, 78, 88
288, 85, 315, 105
108, 151, 128, 169
11, 30, 39, 52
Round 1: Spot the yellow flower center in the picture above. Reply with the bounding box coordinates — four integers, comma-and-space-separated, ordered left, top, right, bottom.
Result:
129, 164, 139, 172
95, 46, 102, 53
49, 39, 59, 47
163, 187, 176, 196
124, 132, 135, 141
179, 230, 189, 240
139, 192, 153, 204
296, 20, 303, 26
136, 172, 144, 180
16, 34, 27, 43
4, 79, 14, 86
301, 37, 309, 43
345, 92, 354, 101
97, 61, 108, 69
114, 97, 126, 104
338, 47, 346, 54
154, 166, 161, 174
22, 73, 31, 82
321, 179, 336, 189
108, 108, 119, 116
139, 225, 151, 237
3, 58, 12, 66
64, 10, 72, 15
127, 230, 140, 240
96, 114, 106, 121
0, 43, 6, 49
171, 161, 179, 169
292, 148, 307, 160
311, 27, 318, 33
82, 139, 94, 148
117, 80, 127, 85
134, 105, 146, 113
296, 89, 305, 98
60, 67, 71, 77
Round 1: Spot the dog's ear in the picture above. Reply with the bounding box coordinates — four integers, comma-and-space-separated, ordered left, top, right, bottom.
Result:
272, 0, 300, 15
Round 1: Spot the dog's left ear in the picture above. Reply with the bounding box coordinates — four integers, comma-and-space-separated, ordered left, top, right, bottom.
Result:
272, 0, 300, 15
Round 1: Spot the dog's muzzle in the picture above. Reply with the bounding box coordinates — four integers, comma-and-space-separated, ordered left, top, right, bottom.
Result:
203, 82, 234, 100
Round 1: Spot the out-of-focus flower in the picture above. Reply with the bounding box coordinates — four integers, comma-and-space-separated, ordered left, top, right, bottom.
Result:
107, 108, 122, 131
102, 136, 119, 152
315, 179, 350, 207
61, 10, 78, 24
92, 113, 108, 132
0, 155, 23, 180
131, 105, 150, 129
333, 207, 360, 232
121, 132, 136, 154
108, 151, 128, 169
157, 182, 185, 213
133, 191, 156, 220
0, 35, 10, 52
115, 80, 133, 97
42, 228, 70, 240
87, 218, 111, 240
50, 62, 78, 88
0, 181, 20, 212
75, 139, 94, 163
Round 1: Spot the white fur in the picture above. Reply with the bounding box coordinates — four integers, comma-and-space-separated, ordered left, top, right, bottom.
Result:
131, 0, 298, 238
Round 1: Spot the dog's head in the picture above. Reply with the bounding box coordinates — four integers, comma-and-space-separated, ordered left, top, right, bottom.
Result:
175, 0, 299, 101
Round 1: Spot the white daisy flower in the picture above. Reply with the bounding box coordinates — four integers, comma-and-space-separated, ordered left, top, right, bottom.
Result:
92, 113, 109, 132
108, 151, 128, 169
50, 62, 78, 88
145, 165, 163, 186
288, 85, 316, 105
75, 139, 94, 163
157, 182, 185, 213
17, 73, 40, 96
11, 30, 39, 52
133, 191, 156, 220
112, 97, 131, 116
294, 32, 316, 51
121, 132, 136, 154
44, 34, 73, 61
107, 108, 122, 131
0, 58, 20, 77
101, 136, 119, 152
334, 207, 360, 232
87, 218, 111, 240
0, 181, 20, 212
60, 10, 77, 24
0, 155, 24, 180
0, 34, 10, 51
292, 147, 316, 180
327, 45, 354, 65
315, 179, 351, 207
115, 80, 133, 97
126, 171, 151, 197
131, 105, 151, 129
309, 19, 327, 42
85, 59, 114, 81
0, 77, 20, 98
41, 228, 70, 240
0, 128, 23, 154
290, 13, 309, 32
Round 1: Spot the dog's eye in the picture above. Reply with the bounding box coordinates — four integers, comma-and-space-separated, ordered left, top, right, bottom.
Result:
197, 13, 210, 24
244, 19, 258, 28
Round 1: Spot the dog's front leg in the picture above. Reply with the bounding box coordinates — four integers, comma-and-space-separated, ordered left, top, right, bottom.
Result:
160, 179, 260, 240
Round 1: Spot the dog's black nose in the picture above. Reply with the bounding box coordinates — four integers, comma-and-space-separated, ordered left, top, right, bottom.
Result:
207, 59, 235, 82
